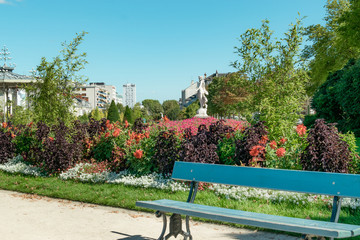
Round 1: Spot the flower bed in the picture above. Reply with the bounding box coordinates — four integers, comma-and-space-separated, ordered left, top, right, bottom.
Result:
1, 155, 360, 210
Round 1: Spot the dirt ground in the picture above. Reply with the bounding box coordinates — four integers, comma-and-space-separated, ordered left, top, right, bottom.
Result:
0, 189, 299, 240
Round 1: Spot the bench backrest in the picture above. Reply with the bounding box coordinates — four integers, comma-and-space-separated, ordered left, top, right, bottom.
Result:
171, 162, 360, 198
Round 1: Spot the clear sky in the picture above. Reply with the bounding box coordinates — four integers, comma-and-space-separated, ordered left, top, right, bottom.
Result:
1, 0, 326, 104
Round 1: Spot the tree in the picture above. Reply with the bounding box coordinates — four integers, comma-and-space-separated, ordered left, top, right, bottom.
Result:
232, 18, 309, 138
303, 0, 360, 95
207, 72, 252, 118
90, 107, 105, 121
312, 59, 360, 136
142, 99, 163, 120
180, 100, 199, 119
132, 103, 143, 121
26, 32, 88, 126
162, 100, 180, 120
338, 0, 360, 49
116, 103, 125, 114
107, 100, 120, 123
123, 105, 134, 124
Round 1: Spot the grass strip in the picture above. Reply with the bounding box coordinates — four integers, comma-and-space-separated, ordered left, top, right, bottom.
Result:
1, 170, 360, 239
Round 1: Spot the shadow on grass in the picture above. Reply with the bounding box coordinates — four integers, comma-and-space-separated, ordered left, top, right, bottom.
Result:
111, 231, 156, 240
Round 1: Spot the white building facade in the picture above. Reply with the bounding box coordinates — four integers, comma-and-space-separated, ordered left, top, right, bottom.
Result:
123, 83, 136, 108
75, 85, 110, 110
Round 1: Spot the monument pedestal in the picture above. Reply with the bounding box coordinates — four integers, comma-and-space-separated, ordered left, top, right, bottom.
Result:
195, 107, 209, 118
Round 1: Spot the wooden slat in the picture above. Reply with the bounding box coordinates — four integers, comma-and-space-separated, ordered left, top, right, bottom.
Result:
171, 162, 360, 198
136, 199, 360, 238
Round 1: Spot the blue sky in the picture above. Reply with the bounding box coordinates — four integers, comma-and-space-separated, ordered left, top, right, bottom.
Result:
1, 0, 326, 104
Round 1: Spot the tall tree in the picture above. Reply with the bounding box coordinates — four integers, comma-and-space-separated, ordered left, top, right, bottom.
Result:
207, 72, 252, 118
162, 100, 180, 120
27, 32, 88, 126
107, 100, 120, 122
303, 0, 360, 95
142, 99, 163, 120
232, 18, 309, 137
123, 105, 134, 124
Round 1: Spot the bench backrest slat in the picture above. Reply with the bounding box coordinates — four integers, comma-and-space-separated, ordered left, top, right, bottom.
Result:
171, 162, 360, 198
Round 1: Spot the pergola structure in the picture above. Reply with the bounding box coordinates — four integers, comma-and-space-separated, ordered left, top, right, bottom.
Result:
0, 46, 35, 122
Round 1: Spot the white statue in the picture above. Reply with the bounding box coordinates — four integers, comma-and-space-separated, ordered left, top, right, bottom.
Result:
197, 76, 208, 109
195, 75, 209, 118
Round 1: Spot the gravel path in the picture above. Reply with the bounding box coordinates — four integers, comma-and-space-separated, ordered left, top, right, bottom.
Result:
0, 189, 299, 240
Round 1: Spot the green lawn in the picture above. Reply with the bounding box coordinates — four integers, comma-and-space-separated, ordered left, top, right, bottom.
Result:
1, 170, 360, 239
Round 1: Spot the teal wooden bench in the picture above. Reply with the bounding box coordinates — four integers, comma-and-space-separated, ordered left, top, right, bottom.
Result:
136, 162, 360, 240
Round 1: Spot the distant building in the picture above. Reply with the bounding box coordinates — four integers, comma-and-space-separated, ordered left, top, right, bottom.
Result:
75, 84, 110, 110
123, 83, 136, 108
72, 96, 92, 116
180, 71, 231, 108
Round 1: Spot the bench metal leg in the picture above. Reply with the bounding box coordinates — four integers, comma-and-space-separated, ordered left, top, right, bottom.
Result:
155, 211, 192, 240
155, 211, 167, 240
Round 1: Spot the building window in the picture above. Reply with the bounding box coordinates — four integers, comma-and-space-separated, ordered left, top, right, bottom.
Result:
82, 88, 86, 91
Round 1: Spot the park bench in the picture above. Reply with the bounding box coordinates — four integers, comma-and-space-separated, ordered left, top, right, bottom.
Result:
136, 161, 360, 240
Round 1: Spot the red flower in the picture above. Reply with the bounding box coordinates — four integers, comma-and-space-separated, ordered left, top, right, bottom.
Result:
296, 124, 307, 137
124, 120, 129, 128
106, 120, 113, 130
28, 122, 33, 127
48, 137, 54, 141
163, 116, 170, 122
104, 132, 110, 138
2, 122, 7, 128
269, 140, 277, 150
259, 135, 269, 145
133, 149, 143, 159
249, 145, 265, 157
144, 132, 150, 138
11, 133, 16, 139
276, 147, 286, 157
112, 128, 121, 137
279, 138, 287, 145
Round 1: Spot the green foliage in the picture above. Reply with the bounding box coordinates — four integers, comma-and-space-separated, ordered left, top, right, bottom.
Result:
265, 131, 307, 170
303, 0, 360, 95
107, 100, 120, 123
162, 100, 180, 120
123, 106, 134, 124
92, 138, 114, 162
207, 73, 252, 118
340, 132, 360, 174
232, 18, 309, 138
26, 32, 88, 126
180, 100, 199, 119
142, 99, 163, 120
9, 106, 33, 126
90, 107, 105, 121
338, 0, 360, 49
303, 114, 318, 129
78, 113, 89, 123
116, 103, 125, 113
312, 59, 360, 136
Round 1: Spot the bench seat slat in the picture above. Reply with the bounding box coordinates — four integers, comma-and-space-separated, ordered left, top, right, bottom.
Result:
136, 199, 360, 238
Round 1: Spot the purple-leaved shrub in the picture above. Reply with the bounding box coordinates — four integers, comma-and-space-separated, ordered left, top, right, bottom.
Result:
301, 119, 351, 173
